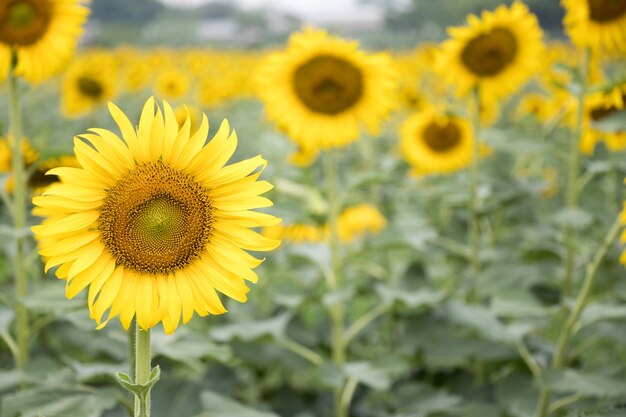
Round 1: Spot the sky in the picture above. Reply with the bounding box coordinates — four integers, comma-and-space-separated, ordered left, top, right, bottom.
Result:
158, 0, 378, 22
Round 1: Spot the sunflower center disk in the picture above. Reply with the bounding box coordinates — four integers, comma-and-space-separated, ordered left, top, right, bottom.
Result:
461, 28, 518, 77
0, 0, 51, 45
100, 161, 213, 274
77, 76, 104, 99
588, 0, 626, 22
293, 55, 364, 115
423, 121, 462, 152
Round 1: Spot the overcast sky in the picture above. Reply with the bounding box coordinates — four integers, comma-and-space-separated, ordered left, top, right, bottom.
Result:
158, 0, 375, 21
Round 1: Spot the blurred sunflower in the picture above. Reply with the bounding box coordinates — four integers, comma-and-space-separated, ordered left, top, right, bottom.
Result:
154, 67, 191, 100
581, 83, 626, 154
197, 72, 231, 108
62, 53, 117, 117
262, 223, 325, 244
29, 155, 79, 195
400, 109, 475, 175
336, 204, 386, 243
0, 136, 39, 172
437, 1, 544, 100
257, 28, 397, 149
288, 146, 319, 168
0, 0, 89, 82
32, 98, 280, 334
563, 0, 626, 52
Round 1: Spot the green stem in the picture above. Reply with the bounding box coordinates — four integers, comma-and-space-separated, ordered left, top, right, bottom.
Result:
324, 150, 346, 417
343, 303, 389, 346
563, 48, 590, 298
134, 324, 151, 417
129, 318, 137, 380
467, 87, 482, 302
535, 215, 622, 417
278, 338, 324, 366
7, 56, 29, 371
338, 377, 359, 417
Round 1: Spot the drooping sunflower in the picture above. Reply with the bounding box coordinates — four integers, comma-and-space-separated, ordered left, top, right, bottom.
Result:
32, 98, 280, 334
437, 1, 544, 101
257, 28, 398, 150
563, 0, 626, 52
0, 0, 89, 82
400, 109, 475, 175
62, 53, 117, 117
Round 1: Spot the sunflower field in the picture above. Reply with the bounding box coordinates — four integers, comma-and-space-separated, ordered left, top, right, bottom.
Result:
1, 0, 626, 416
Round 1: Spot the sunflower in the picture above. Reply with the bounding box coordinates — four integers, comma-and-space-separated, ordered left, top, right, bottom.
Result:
581, 83, 626, 154
154, 67, 191, 100
257, 28, 397, 150
62, 53, 117, 117
563, 0, 626, 52
0, 0, 89, 82
32, 98, 280, 334
29, 155, 79, 195
400, 109, 475, 175
437, 1, 544, 101
262, 223, 325, 244
336, 204, 386, 243
288, 145, 319, 168
0, 136, 39, 172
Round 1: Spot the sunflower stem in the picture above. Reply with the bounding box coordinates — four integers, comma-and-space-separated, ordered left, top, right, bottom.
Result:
134, 324, 152, 417
324, 149, 347, 417
467, 87, 482, 303
563, 47, 589, 299
535, 215, 622, 417
7, 56, 30, 371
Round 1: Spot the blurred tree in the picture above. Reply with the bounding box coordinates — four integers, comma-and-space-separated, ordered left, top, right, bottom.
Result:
197, 2, 237, 20
384, 0, 564, 35
91, 0, 164, 25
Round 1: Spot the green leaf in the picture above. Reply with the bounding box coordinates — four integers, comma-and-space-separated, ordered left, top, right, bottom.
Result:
552, 207, 594, 230
343, 362, 391, 390
0, 306, 14, 333
2, 385, 117, 417
376, 285, 445, 308
539, 369, 626, 398
152, 331, 233, 368
447, 301, 517, 344
197, 390, 279, 417
580, 303, 626, 328
209, 313, 290, 343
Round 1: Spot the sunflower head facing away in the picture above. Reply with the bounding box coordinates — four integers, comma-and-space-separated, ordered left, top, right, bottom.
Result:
257, 28, 398, 150
563, 0, 626, 52
32, 98, 280, 334
437, 1, 544, 101
401, 109, 475, 175
581, 83, 626, 154
0, 0, 89, 82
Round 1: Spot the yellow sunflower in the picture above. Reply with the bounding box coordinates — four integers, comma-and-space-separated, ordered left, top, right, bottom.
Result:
29, 155, 79, 195
0, 136, 39, 172
336, 204, 386, 243
154, 67, 191, 100
400, 109, 475, 175
262, 223, 325, 244
563, 0, 626, 52
437, 1, 544, 101
32, 98, 280, 334
581, 83, 626, 154
62, 53, 117, 117
0, 0, 89, 82
257, 28, 398, 149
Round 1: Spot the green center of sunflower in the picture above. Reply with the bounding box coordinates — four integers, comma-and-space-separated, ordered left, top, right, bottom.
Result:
588, 0, 626, 22
77, 76, 104, 99
461, 27, 518, 77
422, 121, 462, 152
99, 161, 213, 274
293, 55, 364, 115
0, 0, 51, 46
